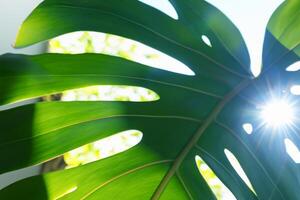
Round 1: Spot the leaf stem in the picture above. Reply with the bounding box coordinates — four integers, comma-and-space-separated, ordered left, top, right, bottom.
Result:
152, 79, 251, 199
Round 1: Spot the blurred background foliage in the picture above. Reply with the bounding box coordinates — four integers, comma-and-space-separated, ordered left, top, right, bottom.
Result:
48, 31, 234, 199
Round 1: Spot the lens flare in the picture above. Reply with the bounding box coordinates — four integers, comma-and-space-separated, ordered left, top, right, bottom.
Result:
260, 100, 294, 128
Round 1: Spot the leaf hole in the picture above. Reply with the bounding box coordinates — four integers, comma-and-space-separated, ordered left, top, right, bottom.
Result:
284, 138, 300, 164
64, 130, 142, 168
290, 85, 300, 95
201, 35, 212, 47
138, 0, 178, 20
224, 149, 255, 193
195, 155, 236, 199
286, 61, 300, 72
54, 85, 160, 102
49, 32, 195, 76
242, 123, 253, 135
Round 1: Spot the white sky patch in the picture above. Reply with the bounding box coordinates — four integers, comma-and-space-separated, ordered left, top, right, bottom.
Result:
290, 85, 300, 95
140, 0, 284, 76
51, 1, 286, 77
130, 43, 195, 75
205, 0, 283, 77
201, 35, 212, 47
242, 123, 253, 135
284, 139, 300, 163
224, 149, 255, 193
286, 61, 300, 72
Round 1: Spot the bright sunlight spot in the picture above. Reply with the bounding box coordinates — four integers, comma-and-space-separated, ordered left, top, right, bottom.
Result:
260, 99, 294, 128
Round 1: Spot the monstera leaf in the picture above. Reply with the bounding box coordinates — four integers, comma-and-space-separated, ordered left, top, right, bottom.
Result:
0, 0, 299, 199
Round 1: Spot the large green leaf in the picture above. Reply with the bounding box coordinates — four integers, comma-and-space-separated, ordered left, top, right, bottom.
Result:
1, 0, 299, 199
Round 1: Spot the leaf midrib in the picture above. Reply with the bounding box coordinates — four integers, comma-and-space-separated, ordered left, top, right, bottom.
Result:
152, 48, 289, 198
151, 78, 252, 199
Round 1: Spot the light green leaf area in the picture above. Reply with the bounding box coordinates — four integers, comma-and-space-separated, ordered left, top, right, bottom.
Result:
265, 0, 300, 56
1, 0, 299, 200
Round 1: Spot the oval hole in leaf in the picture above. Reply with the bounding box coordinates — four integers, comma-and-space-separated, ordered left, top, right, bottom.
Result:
224, 149, 255, 194
201, 35, 212, 47
290, 85, 300, 95
286, 61, 300, 72
138, 0, 178, 20
56, 85, 160, 102
64, 130, 143, 168
284, 138, 300, 164
49, 32, 195, 76
195, 155, 236, 200
242, 123, 253, 135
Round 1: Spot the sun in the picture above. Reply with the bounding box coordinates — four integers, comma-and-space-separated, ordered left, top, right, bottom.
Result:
260, 99, 295, 128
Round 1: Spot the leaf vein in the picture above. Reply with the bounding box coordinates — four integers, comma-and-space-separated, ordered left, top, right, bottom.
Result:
80, 160, 173, 200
